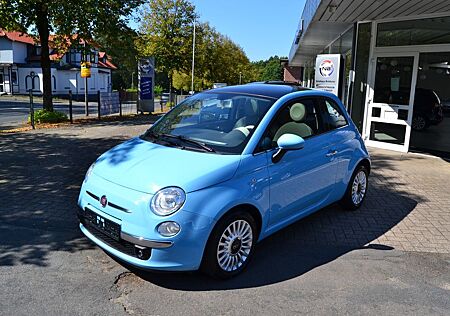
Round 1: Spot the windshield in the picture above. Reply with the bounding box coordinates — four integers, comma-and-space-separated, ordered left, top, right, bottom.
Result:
143, 92, 275, 154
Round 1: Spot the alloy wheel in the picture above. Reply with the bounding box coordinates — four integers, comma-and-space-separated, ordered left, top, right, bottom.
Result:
351, 170, 367, 205
216, 219, 253, 272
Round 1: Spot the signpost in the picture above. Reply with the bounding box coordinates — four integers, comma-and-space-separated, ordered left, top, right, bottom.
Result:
81, 61, 91, 116
314, 54, 342, 97
138, 57, 155, 113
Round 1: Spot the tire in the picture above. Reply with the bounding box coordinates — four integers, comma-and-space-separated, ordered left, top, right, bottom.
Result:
412, 115, 429, 131
201, 210, 257, 279
340, 165, 369, 211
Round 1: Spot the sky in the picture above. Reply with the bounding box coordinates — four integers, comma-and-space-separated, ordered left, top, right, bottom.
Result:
131, 0, 306, 62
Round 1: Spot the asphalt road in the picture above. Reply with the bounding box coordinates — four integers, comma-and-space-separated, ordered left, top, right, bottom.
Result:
0, 98, 137, 129
0, 120, 449, 315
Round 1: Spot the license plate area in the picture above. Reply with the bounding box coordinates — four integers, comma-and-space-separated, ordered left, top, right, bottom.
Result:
82, 207, 121, 241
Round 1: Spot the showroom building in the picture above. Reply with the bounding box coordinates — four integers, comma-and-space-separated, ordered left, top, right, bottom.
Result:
288, 0, 450, 156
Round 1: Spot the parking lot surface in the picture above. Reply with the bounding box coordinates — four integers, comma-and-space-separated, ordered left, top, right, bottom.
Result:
0, 117, 449, 315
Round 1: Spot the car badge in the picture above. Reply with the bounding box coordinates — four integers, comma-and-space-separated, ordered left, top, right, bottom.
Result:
100, 195, 107, 208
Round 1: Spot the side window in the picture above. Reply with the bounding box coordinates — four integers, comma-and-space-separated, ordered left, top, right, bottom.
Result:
258, 98, 324, 151
320, 98, 348, 131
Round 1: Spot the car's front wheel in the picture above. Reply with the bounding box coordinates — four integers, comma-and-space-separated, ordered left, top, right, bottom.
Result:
201, 211, 257, 279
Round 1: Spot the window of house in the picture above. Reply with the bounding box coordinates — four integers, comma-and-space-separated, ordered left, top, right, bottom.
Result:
11, 71, 18, 85
34, 45, 42, 56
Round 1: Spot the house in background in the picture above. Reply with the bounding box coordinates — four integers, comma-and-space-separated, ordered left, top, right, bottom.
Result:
0, 30, 116, 98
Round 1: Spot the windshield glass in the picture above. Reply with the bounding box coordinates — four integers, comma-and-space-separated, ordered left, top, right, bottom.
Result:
144, 92, 275, 154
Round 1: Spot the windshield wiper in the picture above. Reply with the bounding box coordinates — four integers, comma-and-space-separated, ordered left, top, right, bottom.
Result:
141, 131, 215, 153
160, 133, 216, 153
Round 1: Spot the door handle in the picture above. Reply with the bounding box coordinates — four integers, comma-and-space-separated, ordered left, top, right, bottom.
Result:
326, 150, 338, 157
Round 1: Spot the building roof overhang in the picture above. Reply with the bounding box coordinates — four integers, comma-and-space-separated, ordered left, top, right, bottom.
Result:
289, 0, 450, 66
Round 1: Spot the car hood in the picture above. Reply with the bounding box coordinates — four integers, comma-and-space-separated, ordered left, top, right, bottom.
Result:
92, 137, 241, 194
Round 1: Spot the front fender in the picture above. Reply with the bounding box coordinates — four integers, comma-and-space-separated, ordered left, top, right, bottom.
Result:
183, 153, 271, 241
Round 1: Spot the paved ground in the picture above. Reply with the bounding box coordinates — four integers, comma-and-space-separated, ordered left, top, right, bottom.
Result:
0, 118, 449, 315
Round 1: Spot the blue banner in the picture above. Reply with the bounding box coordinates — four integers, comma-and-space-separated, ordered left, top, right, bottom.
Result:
140, 77, 153, 100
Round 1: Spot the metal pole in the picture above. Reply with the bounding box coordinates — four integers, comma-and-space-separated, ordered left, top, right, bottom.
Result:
119, 91, 123, 117
69, 90, 73, 123
84, 76, 89, 116
97, 90, 101, 119
29, 89, 35, 129
190, 21, 196, 94
84, 42, 89, 116
239, 72, 242, 84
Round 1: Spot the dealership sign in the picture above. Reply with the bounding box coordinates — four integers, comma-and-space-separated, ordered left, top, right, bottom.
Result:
138, 57, 155, 112
314, 54, 341, 96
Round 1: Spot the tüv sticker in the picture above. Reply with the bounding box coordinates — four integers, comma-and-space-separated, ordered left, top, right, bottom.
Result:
319, 59, 334, 77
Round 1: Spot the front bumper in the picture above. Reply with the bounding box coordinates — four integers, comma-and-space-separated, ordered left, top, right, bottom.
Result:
78, 174, 216, 271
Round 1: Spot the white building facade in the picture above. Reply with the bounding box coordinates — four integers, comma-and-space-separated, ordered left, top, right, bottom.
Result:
0, 31, 115, 98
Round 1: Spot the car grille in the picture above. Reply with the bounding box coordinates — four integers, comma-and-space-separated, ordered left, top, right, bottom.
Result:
79, 214, 151, 260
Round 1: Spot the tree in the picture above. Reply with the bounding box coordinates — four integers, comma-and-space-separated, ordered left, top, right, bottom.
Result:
137, 0, 197, 98
172, 22, 253, 91
251, 56, 286, 82
0, 0, 142, 111
96, 26, 139, 90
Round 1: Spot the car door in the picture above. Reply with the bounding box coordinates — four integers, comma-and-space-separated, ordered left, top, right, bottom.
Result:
317, 97, 353, 196
262, 97, 339, 229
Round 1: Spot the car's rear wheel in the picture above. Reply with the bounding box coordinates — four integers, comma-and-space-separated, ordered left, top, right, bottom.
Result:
340, 165, 369, 211
201, 211, 257, 279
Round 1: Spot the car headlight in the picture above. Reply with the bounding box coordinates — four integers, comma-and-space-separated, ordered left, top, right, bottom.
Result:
84, 162, 96, 183
150, 187, 186, 216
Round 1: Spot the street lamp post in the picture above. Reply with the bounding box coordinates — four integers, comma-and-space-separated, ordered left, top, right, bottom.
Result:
239, 71, 242, 84
190, 21, 196, 94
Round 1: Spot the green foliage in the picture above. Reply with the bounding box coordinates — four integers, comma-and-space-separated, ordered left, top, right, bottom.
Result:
29, 110, 68, 124
251, 56, 286, 82
154, 85, 163, 96
137, 0, 197, 84
96, 26, 140, 90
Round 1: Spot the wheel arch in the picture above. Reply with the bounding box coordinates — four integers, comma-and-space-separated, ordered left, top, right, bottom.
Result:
220, 203, 263, 240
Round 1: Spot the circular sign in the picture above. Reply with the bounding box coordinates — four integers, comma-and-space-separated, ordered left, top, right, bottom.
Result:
319, 59, 334, 77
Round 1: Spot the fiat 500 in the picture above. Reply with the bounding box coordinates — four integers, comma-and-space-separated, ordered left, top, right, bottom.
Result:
78, 82, 370, 278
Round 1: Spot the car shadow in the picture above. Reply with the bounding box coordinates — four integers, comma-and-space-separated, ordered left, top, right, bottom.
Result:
118, 152, 424, 289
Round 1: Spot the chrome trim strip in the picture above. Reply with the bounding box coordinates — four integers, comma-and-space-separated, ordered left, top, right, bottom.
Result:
120, 231, 173, 249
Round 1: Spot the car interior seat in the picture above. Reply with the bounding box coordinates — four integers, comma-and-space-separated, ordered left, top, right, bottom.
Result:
274, 102, 314, 141
233, 99, 259, 129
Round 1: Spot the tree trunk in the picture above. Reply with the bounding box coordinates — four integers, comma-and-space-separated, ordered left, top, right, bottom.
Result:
36, 4, 53, 111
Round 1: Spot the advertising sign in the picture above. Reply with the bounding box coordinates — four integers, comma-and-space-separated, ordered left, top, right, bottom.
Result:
314, 54, 341, 96
138, 57, 155, 112
99, 92, 120, 116
80, 62, 91, 78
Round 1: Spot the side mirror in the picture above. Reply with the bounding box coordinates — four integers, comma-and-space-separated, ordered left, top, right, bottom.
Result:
277, 134, 305, 150
272, 134, 305, 163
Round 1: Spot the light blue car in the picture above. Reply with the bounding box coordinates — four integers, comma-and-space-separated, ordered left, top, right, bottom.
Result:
78, 82, 370, 278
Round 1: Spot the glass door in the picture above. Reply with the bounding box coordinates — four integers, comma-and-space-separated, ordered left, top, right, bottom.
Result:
0, 73, 4, 93
365, 53, 419, 152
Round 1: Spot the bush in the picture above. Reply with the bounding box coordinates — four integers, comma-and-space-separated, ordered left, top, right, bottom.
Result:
154, 85, 163, 96
29, 109, 68, 124
165, 101, 175, 108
